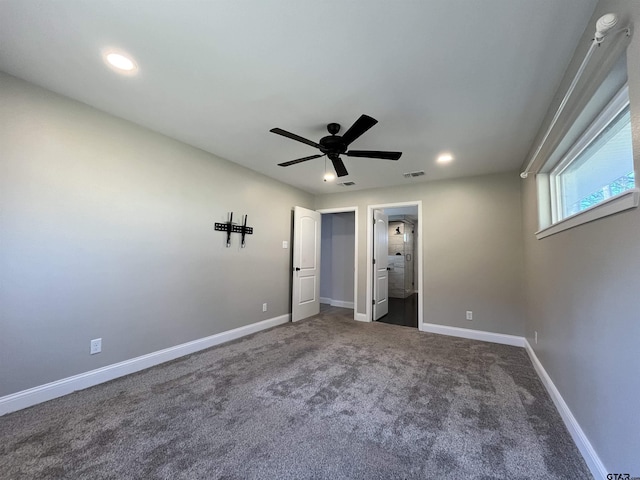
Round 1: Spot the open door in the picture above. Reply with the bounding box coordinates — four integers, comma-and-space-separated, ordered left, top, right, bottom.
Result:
292, 206, 321, 322
373, 209, 388, 320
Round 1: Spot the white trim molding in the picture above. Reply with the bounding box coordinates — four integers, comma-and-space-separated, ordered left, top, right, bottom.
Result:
524, 341, 607, 480
354, 312, 368, 322
316, 206, 359, 323
536, 188, 639, 239
420, 323, 525, 347
320, 297, 355, 309
0, 314, 290, 417
366, 201, 423, 329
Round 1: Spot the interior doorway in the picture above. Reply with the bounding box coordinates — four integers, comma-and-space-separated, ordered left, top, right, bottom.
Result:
367, 202, 423, 330
320, 211, 355, 309
383, 209, 418, 327
317, 207, 359, 321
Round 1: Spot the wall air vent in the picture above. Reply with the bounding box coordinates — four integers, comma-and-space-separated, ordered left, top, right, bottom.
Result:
338, 181, 356, 187
403, 171, 425, 178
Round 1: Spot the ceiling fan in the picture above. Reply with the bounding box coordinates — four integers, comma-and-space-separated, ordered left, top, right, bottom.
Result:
270, 114, 402, 177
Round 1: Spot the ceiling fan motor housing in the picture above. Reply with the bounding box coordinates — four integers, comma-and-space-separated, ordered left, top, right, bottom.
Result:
320, 135, 347, 157
320, 123, 347, 158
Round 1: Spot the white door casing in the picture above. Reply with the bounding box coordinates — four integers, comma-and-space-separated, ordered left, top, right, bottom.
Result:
366, 201, 423, 329
316, 207, 360, 321
373, 209, 388, 320
292, 206, 321, 322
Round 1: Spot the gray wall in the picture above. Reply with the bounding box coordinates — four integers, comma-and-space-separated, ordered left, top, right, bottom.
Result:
315, 172, 525, 336
320, 215, 334, 300
320, 213, 355, 304
521, 1, 640, 472
0, 73, 313, 396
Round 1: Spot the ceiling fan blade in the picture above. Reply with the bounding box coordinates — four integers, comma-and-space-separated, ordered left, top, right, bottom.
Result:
340, 114, 378, 146
270, 128, 321, 149
345, 150, 402, 160
278, 154, 324, 167
331, 157, 349, 177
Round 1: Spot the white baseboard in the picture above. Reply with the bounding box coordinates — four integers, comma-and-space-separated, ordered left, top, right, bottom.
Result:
524, 341, 606, 480
420, 323, 525, 347
354, 312, 368, 322
0, 314, 290, 417
332, 300, 354, 309
319, 297, 354, 309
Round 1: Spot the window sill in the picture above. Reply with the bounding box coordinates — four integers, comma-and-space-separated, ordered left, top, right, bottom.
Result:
536, 188, 639, 239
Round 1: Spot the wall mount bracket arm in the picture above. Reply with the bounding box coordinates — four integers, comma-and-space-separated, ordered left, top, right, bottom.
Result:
214, 212, 254, 247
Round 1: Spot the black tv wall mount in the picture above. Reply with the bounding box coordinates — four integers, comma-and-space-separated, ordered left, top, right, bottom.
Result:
214, 212, 253, 247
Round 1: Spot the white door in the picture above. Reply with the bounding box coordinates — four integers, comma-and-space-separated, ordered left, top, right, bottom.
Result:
373, 209, 389, 320
292, 206, 321, 322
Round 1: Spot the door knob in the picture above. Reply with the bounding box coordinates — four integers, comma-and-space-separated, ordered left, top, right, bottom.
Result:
295, 267, 301, 271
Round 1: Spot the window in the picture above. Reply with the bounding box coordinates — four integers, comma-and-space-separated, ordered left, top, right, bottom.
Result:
552, 92, 634, 221
536, 85, 638, 239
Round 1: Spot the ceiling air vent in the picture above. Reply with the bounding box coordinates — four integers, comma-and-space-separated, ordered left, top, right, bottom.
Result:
403, 170, 425, 178
338, 181, 356, 187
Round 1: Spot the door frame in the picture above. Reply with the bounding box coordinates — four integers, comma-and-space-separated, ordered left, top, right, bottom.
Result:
366, 201, 423, 330
316, 207, 359, 322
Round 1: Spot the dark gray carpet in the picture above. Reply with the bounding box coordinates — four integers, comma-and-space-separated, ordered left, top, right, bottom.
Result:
0, 308, 592, 479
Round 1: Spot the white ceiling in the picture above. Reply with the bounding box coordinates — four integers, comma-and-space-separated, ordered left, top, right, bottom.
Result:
0, 0, 597, 194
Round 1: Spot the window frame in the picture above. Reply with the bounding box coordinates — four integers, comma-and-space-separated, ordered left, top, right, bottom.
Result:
536, 84, 638, 239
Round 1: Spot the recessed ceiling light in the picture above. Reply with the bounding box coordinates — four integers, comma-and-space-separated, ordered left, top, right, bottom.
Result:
437, 153, 454, 164
103, 50, 138, 74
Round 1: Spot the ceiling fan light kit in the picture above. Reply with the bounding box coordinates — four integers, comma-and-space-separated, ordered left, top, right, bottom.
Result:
270, 114, 402, 178
323, 156, 335, 182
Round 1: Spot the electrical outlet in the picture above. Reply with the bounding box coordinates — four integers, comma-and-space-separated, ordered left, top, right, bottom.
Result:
90, 338, 102, 355
262, 303, 267, 312
466, 311, 473, 321
535, 331, 538, 344
282, 241, 288, 249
